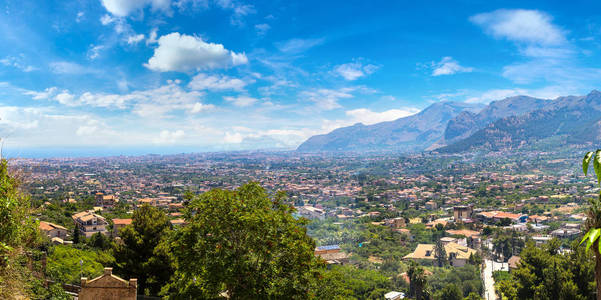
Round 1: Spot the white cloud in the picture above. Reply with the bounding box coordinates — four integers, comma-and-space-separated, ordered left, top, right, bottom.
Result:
23, 87, 58, 100
127, 34, 145, 45
100, 14, 116, 25
100, 0, 172, 17
334, 62, 378, 80
431, 57, 473, 76
0, 56, 36, 72
469, 9, 601, 85
224, 131, 243, 143
345, 108, 420, 125
54, 91, 77, 106
302, 88, 355, 110
464, 88, 529, 103
146, 28, 158, 45
87, 45, 105, 60
470, 9, 565, 46
276, 38, 324, 54
28, 81, 209, 117
223, 95, 257, 107
214, 0, 255, 25
255, 23, 270, 35
145, 32, 248, 72
188, 73, 248, 91
190, 102, 215, 113
76, 125, 98, 136
154, 129, 185, 144
76, 11, 85, 23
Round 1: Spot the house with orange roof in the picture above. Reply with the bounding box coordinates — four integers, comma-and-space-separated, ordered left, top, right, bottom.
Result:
112, 218, 132, 237
39, 221, 68, 239
72, 210, 108, 238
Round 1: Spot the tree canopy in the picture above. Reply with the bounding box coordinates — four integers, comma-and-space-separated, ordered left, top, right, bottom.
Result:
162, 182, 321, 299
112, 204, 172, 295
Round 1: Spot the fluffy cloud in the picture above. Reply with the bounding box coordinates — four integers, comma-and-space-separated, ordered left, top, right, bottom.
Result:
432, 57, 473, 76
470, 9, 565, 46
100, 0, 172, 17
188, 73, 247, 91
302, 88, 355, 110
223, 95, 258, 107
154, 129, 185, 144
190, 102, 215, 113
145, 32, 248, 72
24, 87, 58, 100
26, 81, 209, 117
345, 108, 420, 125
224, 131, 243, 143
127, 34, 145, 45
334, 62, 378, 80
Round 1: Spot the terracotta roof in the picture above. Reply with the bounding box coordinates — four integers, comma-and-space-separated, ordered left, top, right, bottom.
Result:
112, 219, 132, 225
478, 211, 501, 218
39, 221, 67, 231
446, 229, 480, 238
494, 212, 523, 220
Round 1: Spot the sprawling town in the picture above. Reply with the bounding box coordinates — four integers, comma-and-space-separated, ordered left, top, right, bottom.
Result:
12, 149, 598, 299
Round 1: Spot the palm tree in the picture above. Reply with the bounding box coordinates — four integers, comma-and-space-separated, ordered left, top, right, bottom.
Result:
580, 150, 601, 300
408, 262, 428, 300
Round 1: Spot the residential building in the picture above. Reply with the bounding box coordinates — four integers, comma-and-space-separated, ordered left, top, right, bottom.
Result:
403, 242, 477, 267
296, 206, 325, 219
95, 193, 118, 209
315, 245, 350, 265
112, 218, 132, 237
72, 210, 109, 238
453, 205, 473, 221
39, 221, 68, 239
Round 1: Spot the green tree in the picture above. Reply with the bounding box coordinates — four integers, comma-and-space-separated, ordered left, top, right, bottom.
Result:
312, 265, 392, 299
72, 227, 80, 244
87, 232, 111, 250
463, 292, 481, 300
435, 238, 447, 267
112, 204, 172, 296
162, 182, 320, 299
408, 262, 428, 300
440, 283, 462, 300
498, 241, 594, 300
581, 150, 601, 300
0, 159, 37, 262
0, 158, 42, 299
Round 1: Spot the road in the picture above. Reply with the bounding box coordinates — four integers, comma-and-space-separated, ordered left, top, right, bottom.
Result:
483, 259, 508, 300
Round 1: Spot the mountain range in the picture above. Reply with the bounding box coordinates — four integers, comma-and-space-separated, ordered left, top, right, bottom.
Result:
297, 90, 601, 153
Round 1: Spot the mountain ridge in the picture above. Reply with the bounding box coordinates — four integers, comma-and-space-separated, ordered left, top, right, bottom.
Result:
297, 90, 601, 153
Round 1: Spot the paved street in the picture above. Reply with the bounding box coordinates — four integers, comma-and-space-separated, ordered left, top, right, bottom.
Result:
483, 259, 508, 300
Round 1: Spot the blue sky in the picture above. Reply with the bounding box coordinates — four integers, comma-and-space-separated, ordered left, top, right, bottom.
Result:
1, 0, 601, 156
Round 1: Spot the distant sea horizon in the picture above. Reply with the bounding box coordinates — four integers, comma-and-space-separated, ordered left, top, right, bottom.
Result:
1, 146, 295, 159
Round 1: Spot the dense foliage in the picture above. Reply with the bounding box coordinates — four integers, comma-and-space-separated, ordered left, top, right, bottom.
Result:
162, 182, 321, 299
113, 204, 173, 295
497, 240, 595, 299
